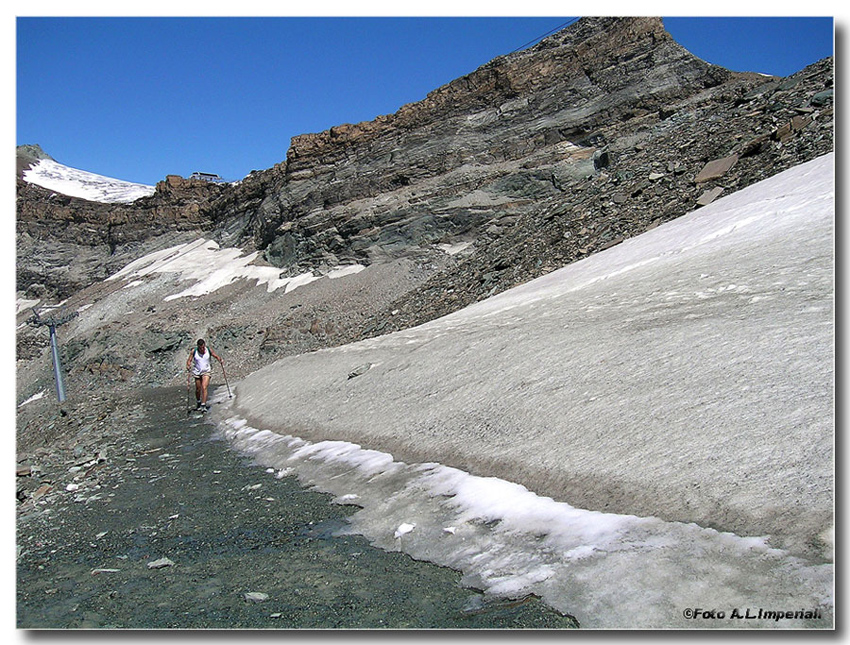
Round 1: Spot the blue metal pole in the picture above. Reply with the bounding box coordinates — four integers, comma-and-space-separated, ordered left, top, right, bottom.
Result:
48, 324, 67, 403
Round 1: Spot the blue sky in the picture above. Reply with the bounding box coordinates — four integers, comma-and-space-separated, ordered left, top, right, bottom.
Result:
15, 15, 834, 186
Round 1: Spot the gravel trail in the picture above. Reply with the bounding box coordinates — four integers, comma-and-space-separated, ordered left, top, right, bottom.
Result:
16, 387, 577, 629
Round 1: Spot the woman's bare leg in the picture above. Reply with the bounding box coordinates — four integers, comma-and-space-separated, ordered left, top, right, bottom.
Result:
200, 374, 211, 405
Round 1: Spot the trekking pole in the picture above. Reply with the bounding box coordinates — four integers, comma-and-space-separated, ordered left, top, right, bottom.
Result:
218, 358, 232, 398
186, 371, 194, 416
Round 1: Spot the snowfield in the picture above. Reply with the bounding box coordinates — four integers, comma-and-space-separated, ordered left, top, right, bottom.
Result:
221, 153, 834, 628
22, 158, 155, 203
107, 237, 366, 300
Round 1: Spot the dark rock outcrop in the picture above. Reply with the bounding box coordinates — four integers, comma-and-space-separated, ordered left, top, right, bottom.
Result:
241, 17, 745, 271
362, 55, 835, 334
16, 174, 221, 298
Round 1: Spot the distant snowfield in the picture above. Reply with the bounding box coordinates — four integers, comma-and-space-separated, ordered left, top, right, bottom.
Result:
107, 238, 365, 299
22, 158, 155, 203
224, 153, 834, 628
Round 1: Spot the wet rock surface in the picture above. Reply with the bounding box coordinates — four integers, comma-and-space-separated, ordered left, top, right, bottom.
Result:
16, 387, 578, 629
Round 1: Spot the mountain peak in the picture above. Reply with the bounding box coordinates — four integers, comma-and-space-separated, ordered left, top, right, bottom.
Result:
287, 17, 729, 164
16, 144, 55, 178
17, 144, 54, 162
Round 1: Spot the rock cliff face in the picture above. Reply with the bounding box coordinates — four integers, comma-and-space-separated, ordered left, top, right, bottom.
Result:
240, 17, 737, 269
15, 17, 833, 401
369, 54, 834, 334
17, 174, 219, 298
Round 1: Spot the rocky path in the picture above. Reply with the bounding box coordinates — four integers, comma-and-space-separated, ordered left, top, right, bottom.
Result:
16, 387, 577, 629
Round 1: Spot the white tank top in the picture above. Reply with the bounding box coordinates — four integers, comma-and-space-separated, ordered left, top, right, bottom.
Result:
193, 348, 211, 373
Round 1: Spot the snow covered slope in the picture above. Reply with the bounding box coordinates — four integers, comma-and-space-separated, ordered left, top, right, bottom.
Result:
107, 238, 366, 300
22, 158, 155, 203
225, 153, 834, 628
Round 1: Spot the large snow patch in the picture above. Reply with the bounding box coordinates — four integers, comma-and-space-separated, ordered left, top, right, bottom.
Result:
226, 153, 834, 627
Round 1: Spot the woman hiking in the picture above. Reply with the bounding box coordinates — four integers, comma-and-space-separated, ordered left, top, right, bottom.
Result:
186, 338, 223, 411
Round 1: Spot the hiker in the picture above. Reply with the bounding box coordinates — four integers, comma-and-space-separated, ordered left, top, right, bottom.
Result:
186, 339, 222, 411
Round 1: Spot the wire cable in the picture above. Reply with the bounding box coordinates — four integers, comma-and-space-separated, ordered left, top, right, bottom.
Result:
508, 17, 580, 55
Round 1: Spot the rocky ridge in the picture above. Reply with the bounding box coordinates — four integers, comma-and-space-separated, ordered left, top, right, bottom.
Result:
367, 56, 835, 333
16, 17, 833, 453
229, 17, 748, 270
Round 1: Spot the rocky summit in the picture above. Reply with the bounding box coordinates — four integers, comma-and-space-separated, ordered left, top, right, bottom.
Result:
16, 16, 833, 452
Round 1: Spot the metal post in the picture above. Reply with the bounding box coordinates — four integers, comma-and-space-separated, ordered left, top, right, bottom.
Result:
27, 307, 77, 403
48, 324, 67, 402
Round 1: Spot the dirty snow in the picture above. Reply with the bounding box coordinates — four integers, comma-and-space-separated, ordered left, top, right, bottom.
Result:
226, 153, 835, 628
106, 238, 365, 301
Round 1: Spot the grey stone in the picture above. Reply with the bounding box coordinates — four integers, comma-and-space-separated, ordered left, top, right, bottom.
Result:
811, 89, 833, 106
695, 155, 739, 183
696, 187, 724, 207
147, 557, 175, 569
348, 363, 373, 380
